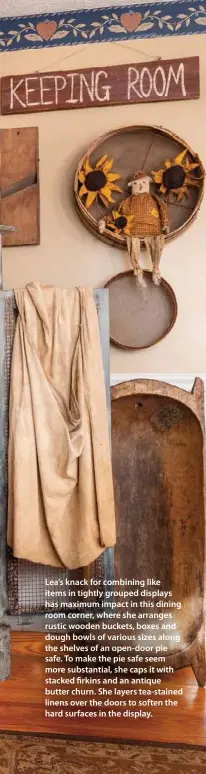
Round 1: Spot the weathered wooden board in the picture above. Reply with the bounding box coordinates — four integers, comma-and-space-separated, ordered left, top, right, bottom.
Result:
0, 57, 199, 116
0, 127, 39, 247
111, 378, 206, 686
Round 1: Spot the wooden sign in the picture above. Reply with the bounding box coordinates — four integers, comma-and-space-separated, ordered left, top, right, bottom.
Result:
0, 57, 199, 116
0, 128, 39, 247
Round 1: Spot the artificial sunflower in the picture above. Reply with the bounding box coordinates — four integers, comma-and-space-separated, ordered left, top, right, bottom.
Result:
78, 154, 122, 209
151, 150, 201, 201
106, 210, 134, 236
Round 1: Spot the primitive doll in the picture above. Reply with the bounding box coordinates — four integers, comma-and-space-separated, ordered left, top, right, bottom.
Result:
99, 171, 169, 287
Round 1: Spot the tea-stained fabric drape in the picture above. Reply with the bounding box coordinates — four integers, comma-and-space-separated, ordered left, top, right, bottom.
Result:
7, 283, 116, 569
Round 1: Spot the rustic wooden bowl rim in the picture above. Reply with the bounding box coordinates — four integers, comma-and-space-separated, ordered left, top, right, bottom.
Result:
105, 269, 178, 350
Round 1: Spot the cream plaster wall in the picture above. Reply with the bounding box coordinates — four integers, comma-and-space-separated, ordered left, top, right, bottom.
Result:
0, 34, 206, 373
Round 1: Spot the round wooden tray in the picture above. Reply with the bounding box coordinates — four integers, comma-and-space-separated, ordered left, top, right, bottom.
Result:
105, 270, 177, 350
74, 124, 204, 249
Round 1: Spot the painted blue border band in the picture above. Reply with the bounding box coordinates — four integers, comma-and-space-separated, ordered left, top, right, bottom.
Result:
0, 2, 205, 52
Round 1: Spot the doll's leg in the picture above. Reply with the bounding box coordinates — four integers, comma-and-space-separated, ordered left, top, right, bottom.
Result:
127, 237, 146, 288
126, 236, 132, 257
149, 235, 164, 285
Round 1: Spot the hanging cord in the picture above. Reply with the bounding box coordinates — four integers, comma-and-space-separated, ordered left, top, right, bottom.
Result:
113, 40, 162, 61
33, 40, 161, 76
32, 44, 90, 74
1, 33, 161, 75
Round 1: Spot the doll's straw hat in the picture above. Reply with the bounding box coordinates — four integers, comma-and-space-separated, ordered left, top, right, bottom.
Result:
128, 170, 152, 187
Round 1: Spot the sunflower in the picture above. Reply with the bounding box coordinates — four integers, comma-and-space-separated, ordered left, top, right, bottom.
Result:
78, 154, 122, 209
106, 210, 134, 236
151, 150, 201, 201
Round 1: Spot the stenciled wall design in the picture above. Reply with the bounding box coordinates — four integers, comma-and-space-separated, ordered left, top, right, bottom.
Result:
0, 2, 206, 52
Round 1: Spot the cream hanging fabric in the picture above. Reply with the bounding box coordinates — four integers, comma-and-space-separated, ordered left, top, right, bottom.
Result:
7, 283, 116, 569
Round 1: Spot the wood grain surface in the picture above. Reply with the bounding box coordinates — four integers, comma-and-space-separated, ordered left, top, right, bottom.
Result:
0, 633, 205, 744
111, 379, 206, 686
0, 58, 200, 116
0, 127, 39, 246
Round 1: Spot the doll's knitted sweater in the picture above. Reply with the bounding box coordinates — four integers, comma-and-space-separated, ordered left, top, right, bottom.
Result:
118, 192, 168, 237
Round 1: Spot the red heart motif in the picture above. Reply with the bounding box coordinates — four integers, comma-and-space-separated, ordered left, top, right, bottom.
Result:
120, 12, 142, 32
36, 21, 57, 40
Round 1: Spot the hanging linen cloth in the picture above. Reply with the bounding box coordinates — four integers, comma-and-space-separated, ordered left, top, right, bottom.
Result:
7, 282, 116, 569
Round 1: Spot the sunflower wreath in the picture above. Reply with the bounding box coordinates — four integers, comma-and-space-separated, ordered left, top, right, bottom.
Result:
74, 126, 205, 247
78, 154, 122, 209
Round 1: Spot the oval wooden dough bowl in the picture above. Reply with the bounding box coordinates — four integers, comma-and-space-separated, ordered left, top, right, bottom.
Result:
111, 378, 206, 686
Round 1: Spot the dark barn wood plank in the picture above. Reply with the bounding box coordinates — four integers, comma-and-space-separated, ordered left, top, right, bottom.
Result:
1, 57, 200, 116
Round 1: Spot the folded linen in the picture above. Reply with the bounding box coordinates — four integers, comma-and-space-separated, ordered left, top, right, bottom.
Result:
7, 283, 116, 569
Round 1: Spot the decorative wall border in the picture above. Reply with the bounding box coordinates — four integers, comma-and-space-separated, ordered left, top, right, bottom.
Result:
0, 2, 206, 52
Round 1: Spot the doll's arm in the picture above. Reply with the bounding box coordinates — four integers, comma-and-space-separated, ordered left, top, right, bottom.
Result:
99, 218, 106, 234
98, 212, 113, 233
99, 197, 128, 233
155, 196, 169, 233
118, 197, 129, 215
